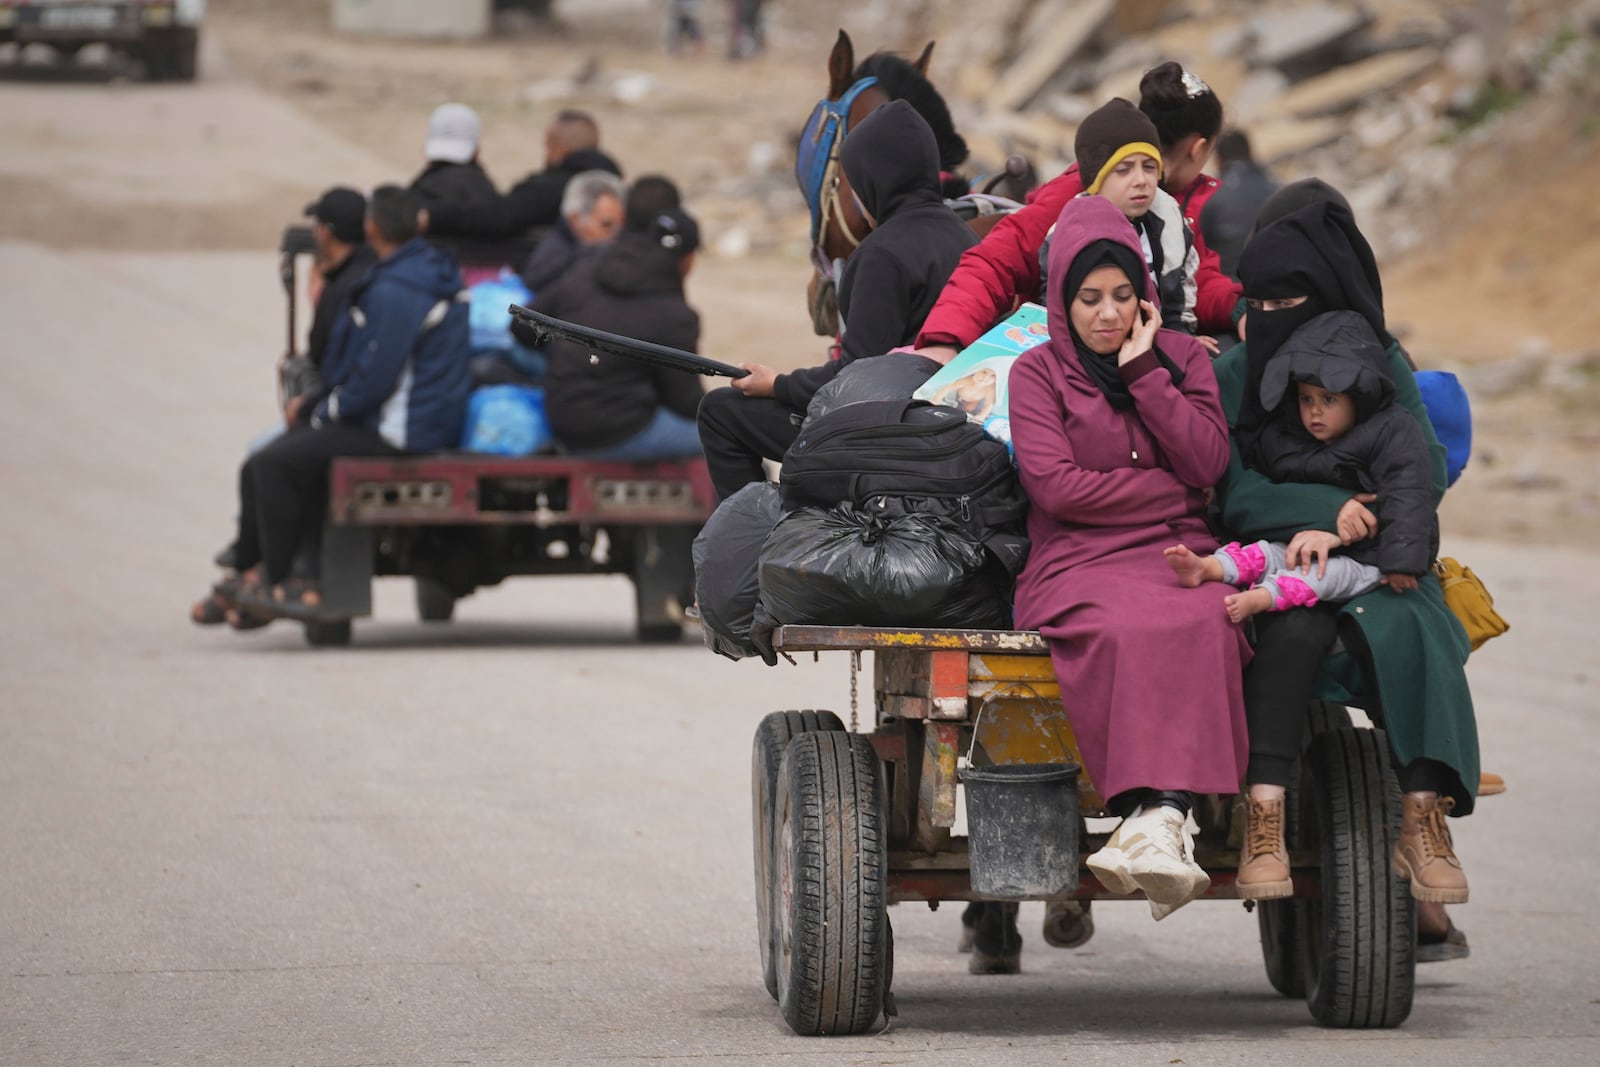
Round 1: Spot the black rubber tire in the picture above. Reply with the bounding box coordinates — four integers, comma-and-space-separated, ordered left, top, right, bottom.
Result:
1257, 700, 1353, 998
636, 621, 683, 644
303, 619, 352, 647
751, 710, 844, 1000
414, 579, 456, 623
773, 730, 887, 1036
1299, 727, 1416, 1028
146, 28, 198, 82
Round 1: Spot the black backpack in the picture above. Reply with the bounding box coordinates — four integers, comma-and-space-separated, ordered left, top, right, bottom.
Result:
779, 399, 1029, 572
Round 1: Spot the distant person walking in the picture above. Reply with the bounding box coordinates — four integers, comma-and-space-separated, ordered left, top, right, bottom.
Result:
664, 0, 703, 55
727, 0, 765, 60
1200, 130, 1279, 281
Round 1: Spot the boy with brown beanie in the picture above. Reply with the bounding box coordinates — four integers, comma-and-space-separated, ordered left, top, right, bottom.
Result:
1058, 97, 1199, 332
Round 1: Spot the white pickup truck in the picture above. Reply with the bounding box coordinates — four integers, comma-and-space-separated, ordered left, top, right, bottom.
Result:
0, 0, 202, 80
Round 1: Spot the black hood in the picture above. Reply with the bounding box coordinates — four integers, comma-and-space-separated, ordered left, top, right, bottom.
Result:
593, 230, 683, 297
1261, 310, 1395, 421
840, 99, 944, 223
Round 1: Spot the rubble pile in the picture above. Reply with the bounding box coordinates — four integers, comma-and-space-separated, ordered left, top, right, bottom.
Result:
791, 0, 1600, 259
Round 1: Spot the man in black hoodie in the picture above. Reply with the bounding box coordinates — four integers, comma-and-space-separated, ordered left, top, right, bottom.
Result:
423, 109, 623, 239
696, 99, 976, 501
531, 190, 705, 460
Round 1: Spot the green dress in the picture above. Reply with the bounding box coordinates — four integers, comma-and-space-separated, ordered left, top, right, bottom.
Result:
1212, 341, 1480, 815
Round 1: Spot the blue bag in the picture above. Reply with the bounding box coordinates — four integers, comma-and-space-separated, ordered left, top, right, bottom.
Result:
1414, 370, 1471, 487
468, 269, 533, 355
461, 385, 552, 456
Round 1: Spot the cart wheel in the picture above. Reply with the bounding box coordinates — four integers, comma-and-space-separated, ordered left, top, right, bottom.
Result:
303, 619, 352, 647
751, 710, 844, 1000
773, 730, 887, 1035
415, 579, 456, 623
1258, 700, 1353, 998
1298, 727, 1415, 1028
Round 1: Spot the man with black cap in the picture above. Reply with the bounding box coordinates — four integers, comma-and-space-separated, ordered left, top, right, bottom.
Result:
301, 187, 378, 375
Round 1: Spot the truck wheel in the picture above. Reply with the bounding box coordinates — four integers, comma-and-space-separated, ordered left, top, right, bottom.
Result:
415, 579, 456, 623
751, 710, 844, 1000
636, 618, 682, 644
303, 619, 352, 647
773, 730, 886, 1035
1298, 727, 1415, 1028
146, 28, 198, 82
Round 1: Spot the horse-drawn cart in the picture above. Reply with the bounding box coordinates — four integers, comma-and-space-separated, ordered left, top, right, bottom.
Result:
751, 625, 1417, 1035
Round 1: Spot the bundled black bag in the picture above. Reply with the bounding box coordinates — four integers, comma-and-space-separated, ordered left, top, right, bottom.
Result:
801, 352, 943, 429
759, 504, 1012, 631
692, 482, 785, 661
780, 399, 1029, 574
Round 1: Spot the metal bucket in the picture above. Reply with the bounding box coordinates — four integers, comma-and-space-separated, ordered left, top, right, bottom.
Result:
960, 762, 1081, 898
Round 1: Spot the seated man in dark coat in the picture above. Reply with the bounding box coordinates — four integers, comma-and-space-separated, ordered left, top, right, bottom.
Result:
228, 186, 473, 620
518, 169, 624, 292
423, 109, 623, 239
530, 195, 705, 461
1199, 129, 1279, 281
696, 99, 977, 500
409, 103, 500, 210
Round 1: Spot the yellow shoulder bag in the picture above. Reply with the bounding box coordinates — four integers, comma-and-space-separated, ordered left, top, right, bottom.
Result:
1433, 557, 1509, 652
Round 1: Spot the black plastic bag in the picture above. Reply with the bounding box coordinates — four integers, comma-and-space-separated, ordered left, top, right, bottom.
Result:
802, 352, 943, 430
759, 504, 1012, 631
693, 482, 785, 660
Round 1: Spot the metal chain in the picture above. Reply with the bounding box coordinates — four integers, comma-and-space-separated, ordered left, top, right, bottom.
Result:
849, 650, 860, 732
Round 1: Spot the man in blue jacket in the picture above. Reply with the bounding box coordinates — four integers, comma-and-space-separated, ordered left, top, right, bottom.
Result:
234, 185, 471, 617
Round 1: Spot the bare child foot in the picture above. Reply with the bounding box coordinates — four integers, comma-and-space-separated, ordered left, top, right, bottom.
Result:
1224, 587, 1274, 624
1164, 544, 1223, 588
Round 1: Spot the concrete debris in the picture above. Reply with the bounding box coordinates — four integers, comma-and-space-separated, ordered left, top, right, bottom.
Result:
1266, 48, 1438, 119
1246, 3, 1373, 74
1230, 68, 1290, 122
986, 0, 1115, 112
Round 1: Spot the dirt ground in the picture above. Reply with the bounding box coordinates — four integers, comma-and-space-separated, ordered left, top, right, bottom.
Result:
3, 0, 1594, 543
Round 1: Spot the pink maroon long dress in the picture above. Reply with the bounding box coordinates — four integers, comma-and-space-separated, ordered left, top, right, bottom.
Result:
1008, 195, 1251, 803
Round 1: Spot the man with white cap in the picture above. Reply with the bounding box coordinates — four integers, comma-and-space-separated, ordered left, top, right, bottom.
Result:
424, 108, 622, 239
410, 102, 499, 209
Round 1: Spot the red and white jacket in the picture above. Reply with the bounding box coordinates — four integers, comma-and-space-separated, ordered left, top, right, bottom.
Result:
916, 167, 1243, 349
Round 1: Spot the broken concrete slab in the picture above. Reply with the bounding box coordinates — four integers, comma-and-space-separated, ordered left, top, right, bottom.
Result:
1247, 3, 1374, 76
1266, 47, 1440, 119
988, 0, 1115, 112
1247, 116, 1346, 163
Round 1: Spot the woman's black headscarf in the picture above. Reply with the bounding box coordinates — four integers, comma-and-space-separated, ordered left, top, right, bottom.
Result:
1234, 198, 1387, 454
1062, 238, 1185, 410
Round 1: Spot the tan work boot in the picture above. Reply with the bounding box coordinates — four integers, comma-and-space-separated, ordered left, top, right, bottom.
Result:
1236, 796, 1294, 900
1393, 793, 1469, 903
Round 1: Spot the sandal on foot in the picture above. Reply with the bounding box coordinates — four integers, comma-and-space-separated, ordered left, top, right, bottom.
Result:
239, 577, 336, 623
191, 591, 231, 626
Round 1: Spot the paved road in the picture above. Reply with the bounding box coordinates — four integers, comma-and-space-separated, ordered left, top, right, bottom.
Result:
2, 70, 1599, 1067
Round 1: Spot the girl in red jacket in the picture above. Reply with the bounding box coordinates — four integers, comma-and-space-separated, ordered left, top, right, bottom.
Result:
917, 63, 1241, 363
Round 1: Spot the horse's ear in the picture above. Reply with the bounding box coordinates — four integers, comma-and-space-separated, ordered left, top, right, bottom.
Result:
913, 41, 935, 76
828, 29, 855, 99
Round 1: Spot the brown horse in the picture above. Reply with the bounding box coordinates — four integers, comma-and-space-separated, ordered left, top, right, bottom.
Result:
799, 31, 1027, 336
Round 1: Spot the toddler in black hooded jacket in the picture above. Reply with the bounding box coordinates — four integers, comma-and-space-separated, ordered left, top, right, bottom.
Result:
1166, 309, 1437, 621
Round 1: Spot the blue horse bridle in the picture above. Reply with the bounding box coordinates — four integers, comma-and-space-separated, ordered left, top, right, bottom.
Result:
796, 75, 879, 248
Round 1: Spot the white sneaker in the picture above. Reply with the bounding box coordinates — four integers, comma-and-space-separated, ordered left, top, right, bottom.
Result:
1085, 819, 1139, 895
1109, 806, 1210, 921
